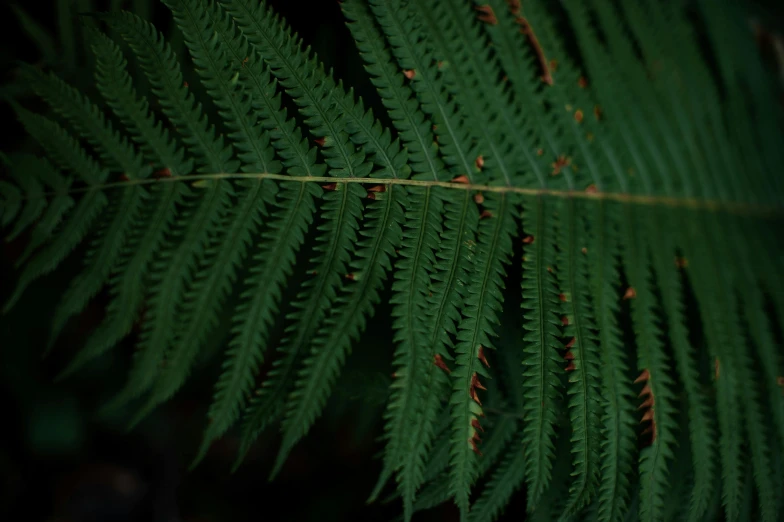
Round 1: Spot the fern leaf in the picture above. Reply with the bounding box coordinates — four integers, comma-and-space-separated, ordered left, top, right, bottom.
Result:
134, 179, 268, 429
557, 199, 602, 516
414, 0, 522, 186
184, 179, 273, 461
103, 10, 237, 173
449, 193, 515, 514
165, 0, 279, 174
4, 155, 47, 243
368, 0, 480, 181
682, 213, 745, 522
521, 195, 564, 509
104, 180, 230, 411
4, 160, 107, 311
213, 0, 325, 179
57, 182, 185, 379
588, 202, 636, 522
620, 206, 677, 522
88, 27, 192, 176
272, 183, 403, 477
222, 0, 370, 179
47, 186, 146, 348
648, 208, 715, 522
14, 107, 107, 185
19, 64, 145, 178
369, 186, 444, 514
342, 0, 444, 182
222, 181, 317, 464
0, 181, 22, 228
468, 433, 526, 522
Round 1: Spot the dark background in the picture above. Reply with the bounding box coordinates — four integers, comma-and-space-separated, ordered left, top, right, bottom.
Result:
0, 1, 782, 521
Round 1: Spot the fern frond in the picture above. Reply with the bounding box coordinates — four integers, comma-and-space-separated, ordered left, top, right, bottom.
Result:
648, 208, 716, 522
557, 198, 602, 516
4, 155, 48, 243
1, 1, 782, 520
449, 193, 515, 514
105, 180, 230, 411
683, 214, 745, 522
272, 183, 403, 477
367, 0, 480, 181
4, 175, 106, 311
222, 0, 370, 179
620, 206, 677, 522
14, 107, 107, 186
468, 432, 526, 522
206, 180, 316, 462
47, 186, 146, 348
588, 202, 636, 522
89, 27, 192, 176
103, 10, 237, 173
19, 65, 146, 178
520, 195, 564, 509
133, 179, 268, 428
57, 181, 186, 379
165, 0, 279, 174
370, 186, 445, 514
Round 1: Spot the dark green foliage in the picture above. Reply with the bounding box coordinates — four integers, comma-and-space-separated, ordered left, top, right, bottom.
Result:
1, 0, 783, 521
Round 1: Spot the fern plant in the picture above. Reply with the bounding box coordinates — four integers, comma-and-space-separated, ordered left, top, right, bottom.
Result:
1, 0, 783, 520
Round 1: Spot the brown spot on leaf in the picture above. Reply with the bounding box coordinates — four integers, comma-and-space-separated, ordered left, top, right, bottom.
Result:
536, 148, 544, 156
314, 137, 326, 147
558, 293, 567, 302
475, 155, 485, 170
675, 257, 689, 269
475, 5, 498, 25
153, 167, 171, 179
480, 210, 493, 219
474, 192, 485, 204
478, 346, 490, 368
451, 175, 470, 184
581, 247, 588, 254
367, 185, 386, 192
469, 373, 486, 405
403, 69, 416, 80
322, 183, 338, 191
565, 337, 576, 349
634, 369, 650, 383
551, 155, 571, 175
522, 235, 535, 244
516, 17, 554, 85
636, 369, 657, 441
434, 354, 452, 374
623, 287, 637, 300
578, 76, 588, 88
565, 362, 576, 372
594, 105, 602, 120
564, 351, 574, 360
471, 418, 485, 432
561, 316, 569, 326
574, 109, 584, 123
506, 0, 521, 15
585, 184, 598, 194
715, 358, 720, 380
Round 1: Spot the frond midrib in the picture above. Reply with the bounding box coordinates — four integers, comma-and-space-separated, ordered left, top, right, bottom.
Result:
23, 172, 782, 217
